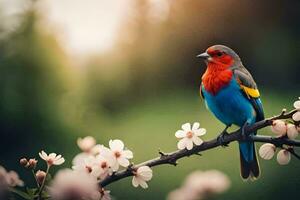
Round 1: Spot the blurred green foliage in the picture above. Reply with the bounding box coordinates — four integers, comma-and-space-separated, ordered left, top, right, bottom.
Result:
0, 0, 299, 199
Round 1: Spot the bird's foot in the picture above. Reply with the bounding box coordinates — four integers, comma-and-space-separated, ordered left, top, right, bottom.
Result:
217, 126, 231, 147
241, 122, 250, 140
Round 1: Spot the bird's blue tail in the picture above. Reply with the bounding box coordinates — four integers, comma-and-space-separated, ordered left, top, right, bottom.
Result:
239, 135, 260, 180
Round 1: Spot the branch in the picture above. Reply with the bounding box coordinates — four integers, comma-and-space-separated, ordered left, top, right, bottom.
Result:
99, 109, 299, 187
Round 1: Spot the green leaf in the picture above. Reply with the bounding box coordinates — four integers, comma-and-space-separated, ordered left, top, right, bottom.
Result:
9, 187, 32, 200
26, 188, 38, 197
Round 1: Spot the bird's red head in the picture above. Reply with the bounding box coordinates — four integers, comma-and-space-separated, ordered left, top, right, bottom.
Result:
199, 45, 241, 95
197, 45, 240, 69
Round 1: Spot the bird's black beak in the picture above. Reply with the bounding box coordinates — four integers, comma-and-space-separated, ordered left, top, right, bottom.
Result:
196, 52, 210, 59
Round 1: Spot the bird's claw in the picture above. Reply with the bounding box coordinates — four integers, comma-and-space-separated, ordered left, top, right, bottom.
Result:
241, 122, 250, 140
217, 125, 231, 147
217, 131, 229, 147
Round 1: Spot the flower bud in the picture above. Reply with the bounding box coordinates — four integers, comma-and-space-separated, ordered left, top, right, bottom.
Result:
258, 143, 276, 160
276, 149, 291, 165
27, 159, 38, 169
287, 124, 298, 139
77, 136, 96, 152
293, 112, 300, 122
19, 158, 28, 167
35, 170, 46, 185
271, 120, 287, 136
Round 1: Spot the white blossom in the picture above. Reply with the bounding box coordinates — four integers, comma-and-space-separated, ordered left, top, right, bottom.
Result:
48, 169, 100, 200
168, 170, 230, 200
259, 143, 276, 160
72, 152, 91, 166
77, 136, 97, 152
132, 166, 153, 189
91, 144, 109, 156
109, 139, 133, 171
277, 149, 291, 165
0, 165, 24, 190
94, 155, 114, 180
39, 151, 65, 166
175, 122, 206, 150
184, 170, 230, 195
287, 124, 299, 139
292, 99, 300, 121
271, 120, 287, 136
5, 170, 24, 187
72, 156, 101, 178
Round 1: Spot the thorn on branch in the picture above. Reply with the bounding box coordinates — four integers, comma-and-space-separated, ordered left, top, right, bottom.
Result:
280, 108, 287, 116
158, 149, 168, 158
194, 152, 202, 156
168, 159, 178, 166
127, 163, 134, 171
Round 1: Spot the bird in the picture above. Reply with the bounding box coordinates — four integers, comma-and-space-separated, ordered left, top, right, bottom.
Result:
197, 45, 264, 180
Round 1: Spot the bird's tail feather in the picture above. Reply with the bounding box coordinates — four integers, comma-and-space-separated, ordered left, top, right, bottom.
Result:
239, 140, 260, 180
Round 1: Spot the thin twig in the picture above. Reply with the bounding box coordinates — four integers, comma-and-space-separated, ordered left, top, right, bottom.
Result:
99, 109, 299, 188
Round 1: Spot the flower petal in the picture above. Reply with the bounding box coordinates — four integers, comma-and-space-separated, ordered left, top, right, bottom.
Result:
181, 123, 191, 131
192, 122, 200, 130
41, 151, 47, 158
111, 162, 119, 172
54, 158, 65, 165
39, 151, 47, 160
132, 176, 139, 187
294, 100, 300, 109
118, 157, 130, 167
39, 152, 45, 160
287, 124, 298, 139
186, 139, 193, 150
175, 130, 186, 138
109, 139, 124, 151
192, 136, 203, 146
292, 112, 300, 122
49, 153, 57, 159
259, 143, 276, 160
123, 150, 133, 159
55, 155, 62, 160
271, 120, 287, 136
277, 149, 291, 165
72, 152, 90, 166
177, 138, 188, 150
139, 179, 148, 189
194, 128, 206, 136
137, 166, 153, 181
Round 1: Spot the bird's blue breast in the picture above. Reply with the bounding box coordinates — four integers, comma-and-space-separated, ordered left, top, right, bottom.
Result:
202, 79, 256, 126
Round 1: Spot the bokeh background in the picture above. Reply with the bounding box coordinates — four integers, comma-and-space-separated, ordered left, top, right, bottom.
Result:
0, 0, 299, 199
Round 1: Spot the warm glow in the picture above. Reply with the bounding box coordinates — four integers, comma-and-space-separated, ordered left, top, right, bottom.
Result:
37, 0, 132, 55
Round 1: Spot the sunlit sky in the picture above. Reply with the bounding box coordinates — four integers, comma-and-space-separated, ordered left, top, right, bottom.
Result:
38, 0, 132, 55
1, 0, 170, 55
0, 0, 133, 55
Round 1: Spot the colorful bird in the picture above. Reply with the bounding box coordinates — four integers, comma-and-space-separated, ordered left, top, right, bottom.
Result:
197, 45, 264, 180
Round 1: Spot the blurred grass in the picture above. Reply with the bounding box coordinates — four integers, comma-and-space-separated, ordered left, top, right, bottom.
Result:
54, 90, 298, 200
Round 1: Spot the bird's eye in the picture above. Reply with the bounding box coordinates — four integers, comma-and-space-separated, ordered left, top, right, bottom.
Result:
217, 52, 223, 57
